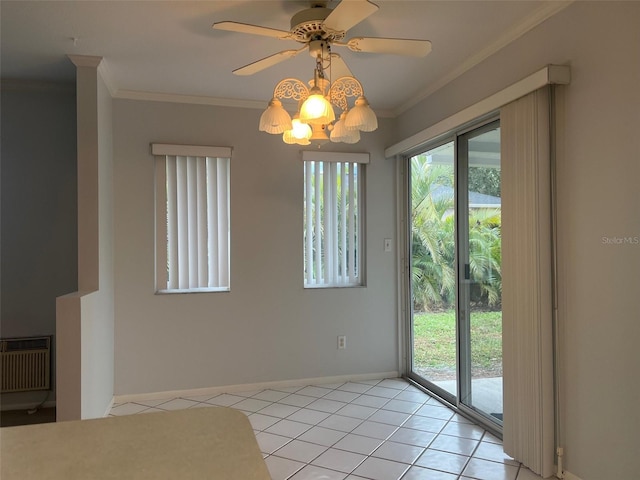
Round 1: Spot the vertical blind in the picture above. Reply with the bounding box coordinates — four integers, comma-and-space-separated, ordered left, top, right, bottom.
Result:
501, 87, 555, 477
386, 66, 569, 479
302, 151, 369, 287
153, 144, 231, 292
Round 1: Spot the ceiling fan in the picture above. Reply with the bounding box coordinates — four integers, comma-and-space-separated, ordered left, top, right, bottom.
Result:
212, 0, 432, 76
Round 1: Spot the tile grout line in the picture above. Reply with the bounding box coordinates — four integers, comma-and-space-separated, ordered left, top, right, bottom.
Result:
266, 381, 436, 479
111, 378, 527, 480
259, 379, 408, 478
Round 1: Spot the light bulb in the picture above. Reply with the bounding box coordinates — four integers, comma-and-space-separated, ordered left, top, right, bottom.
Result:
283, 129, 311, 145
291, 116, 312, 140
299, 87, 335, 125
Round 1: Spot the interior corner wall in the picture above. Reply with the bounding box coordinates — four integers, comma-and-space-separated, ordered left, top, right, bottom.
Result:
0, 82, 77, 410
393, 3, 640, 479
80, 69, 114, 418
57, 62, 114, 420
112, 100, 398, 396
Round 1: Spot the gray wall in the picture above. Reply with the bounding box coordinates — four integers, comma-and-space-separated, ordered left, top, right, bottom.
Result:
112, 100, 398, 395
393, 3, 640, 479
0, 82, 77, 408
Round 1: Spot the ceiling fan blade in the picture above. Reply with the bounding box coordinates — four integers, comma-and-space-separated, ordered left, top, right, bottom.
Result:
328, 53, 353, 79
346, 37, 432, 57
233, 47, 306, 76
323, 0, 379, 34
212, 21, 292, 40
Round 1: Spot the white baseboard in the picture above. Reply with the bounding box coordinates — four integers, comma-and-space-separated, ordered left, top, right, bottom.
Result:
103, 397, 115, 417
112, 371, 400, 406
562, 471, 583, 480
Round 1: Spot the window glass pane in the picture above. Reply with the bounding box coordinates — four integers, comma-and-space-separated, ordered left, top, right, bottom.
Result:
410, 141, 457, 396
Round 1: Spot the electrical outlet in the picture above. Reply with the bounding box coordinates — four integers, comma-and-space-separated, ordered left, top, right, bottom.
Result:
337, 335, 346, 349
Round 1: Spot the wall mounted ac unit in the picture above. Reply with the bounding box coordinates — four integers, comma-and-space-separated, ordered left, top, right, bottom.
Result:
0, 336, 51, 393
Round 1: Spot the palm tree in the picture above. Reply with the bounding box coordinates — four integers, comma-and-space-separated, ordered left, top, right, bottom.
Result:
411, 156, 502, 311
468, 208, 501, 307
303, 162, 360, 283
411, 157, 456, 311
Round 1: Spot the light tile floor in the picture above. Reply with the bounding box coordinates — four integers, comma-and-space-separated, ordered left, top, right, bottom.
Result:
110, 377, 544, 480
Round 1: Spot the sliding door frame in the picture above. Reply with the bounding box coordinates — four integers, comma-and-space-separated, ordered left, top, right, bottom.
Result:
401, 133, 457, 408
400, 113, 502, 437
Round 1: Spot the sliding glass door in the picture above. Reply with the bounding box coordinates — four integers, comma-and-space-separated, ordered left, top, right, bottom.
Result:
408, 119, 503, 428
409, 141, 457, 399
458, 122, 503, 422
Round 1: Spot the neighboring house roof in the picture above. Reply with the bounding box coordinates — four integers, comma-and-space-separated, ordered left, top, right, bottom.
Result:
430, 185, 501, 207
469, 190, 501, 207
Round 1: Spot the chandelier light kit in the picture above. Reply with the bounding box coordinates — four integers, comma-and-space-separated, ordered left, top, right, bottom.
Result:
259, 41, 377, 146
212, 0, 432, 146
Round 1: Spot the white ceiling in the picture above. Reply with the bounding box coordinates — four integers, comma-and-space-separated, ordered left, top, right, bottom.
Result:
1, 1, 568, 115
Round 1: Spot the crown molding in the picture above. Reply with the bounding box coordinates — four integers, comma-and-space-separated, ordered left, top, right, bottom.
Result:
66, 54, 117, 97
114, 89, 267, 109
67, 54, 103, 68
97, 60, 118, 97
113, 88, 396, 117
393, 0, 574, 116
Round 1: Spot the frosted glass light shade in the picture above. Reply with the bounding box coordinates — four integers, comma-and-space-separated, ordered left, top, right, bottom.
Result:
259, 98, 292, 134
291, 116, 312, 140
344, 96, 378, 132
299, 87, 335, 126
330, 112, 361, 144
283, 129, 311, 145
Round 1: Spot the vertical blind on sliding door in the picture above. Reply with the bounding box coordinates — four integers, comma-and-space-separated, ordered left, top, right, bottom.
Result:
501, 87, 555, 478
303, 151, 369, 287
153, 144, 231, 293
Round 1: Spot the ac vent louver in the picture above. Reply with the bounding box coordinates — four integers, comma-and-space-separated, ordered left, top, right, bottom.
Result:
1, 336, 51, 393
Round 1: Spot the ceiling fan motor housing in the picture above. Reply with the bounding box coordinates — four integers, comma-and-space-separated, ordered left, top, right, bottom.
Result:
308, 39, 331, 59
290, 7, 346, 43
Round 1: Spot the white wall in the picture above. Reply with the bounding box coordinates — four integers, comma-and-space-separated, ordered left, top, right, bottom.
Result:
0, 82, 77, 409
81, 67, 114, 418
112, 100, 398, 395
56, 58, 114, 420
393, 3, 640, 479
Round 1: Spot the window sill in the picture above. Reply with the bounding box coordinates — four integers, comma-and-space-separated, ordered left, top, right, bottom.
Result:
304, 284, 365, 290
155, 287, 230, 295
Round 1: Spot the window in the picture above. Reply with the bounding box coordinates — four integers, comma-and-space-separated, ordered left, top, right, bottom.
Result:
303, 151, 368, 287
153, 144, 231, 293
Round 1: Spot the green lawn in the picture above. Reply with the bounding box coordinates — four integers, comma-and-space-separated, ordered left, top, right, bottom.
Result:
413, 310, 503, 378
